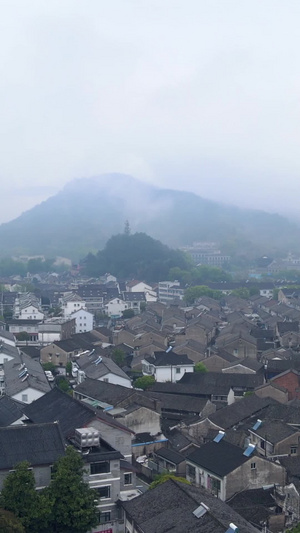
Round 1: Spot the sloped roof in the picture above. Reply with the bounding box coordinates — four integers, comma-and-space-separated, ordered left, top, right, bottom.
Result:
145, 351, 194, 367
120, 478, 259, 533
250, 419, 298, 444
4, 353, 51, 396
208, 395, 275, 430
187, 440, 250, 477
0, 422, 65, 469
0, 395, 25, 426
154, 446, 185, 465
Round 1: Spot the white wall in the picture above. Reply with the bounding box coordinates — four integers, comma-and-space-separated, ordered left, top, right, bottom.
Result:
105, 298, 127, 318
63, 300, 86, 318
99, 372, 131, 388
12, 387, 46, 404
19, 306, 44, 320
155, 365, 194, 383
72, 309, 94, 333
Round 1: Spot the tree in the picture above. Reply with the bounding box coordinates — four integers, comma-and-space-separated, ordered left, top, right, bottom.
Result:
42, 362, 56, 373
134, 375, 155, 390
149, 473, 190, 489
122, 308, 135, 319
0, 462, 51, 532
0, 509, 25, 533
47, 446, 98, 533
231, 288, 250, 300
195, 362, 208, 373
112, 349, 125, 367
15, 332, 30, 341
66, 361, 72, 376
184, 285, 222, 305
287, 524, 300, 533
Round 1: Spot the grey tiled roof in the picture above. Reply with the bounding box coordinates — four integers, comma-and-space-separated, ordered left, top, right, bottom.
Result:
0, 422, 65, 469
120, 478, 259, 533
4, 353, 51, 396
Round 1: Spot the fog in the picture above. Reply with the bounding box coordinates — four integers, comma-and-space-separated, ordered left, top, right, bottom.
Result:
1, 0, 300, 223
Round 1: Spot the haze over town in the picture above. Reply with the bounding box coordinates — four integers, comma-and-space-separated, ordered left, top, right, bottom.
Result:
1, 0, 300, 224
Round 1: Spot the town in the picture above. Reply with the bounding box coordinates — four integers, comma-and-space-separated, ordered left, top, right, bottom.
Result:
0, 251, 300, 532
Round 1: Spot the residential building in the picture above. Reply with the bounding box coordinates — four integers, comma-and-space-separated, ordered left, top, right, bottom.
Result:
4, 353, 51, 403
38, 317, 76, 344
120, 478, 259, 533
73, 353, 131, 388
158, 281, 185, 303
0, 422, 65, 490
142, 351, 194, 383
186, 437, 285, 501
60, 292, 86, 318
71, 308, 94, 333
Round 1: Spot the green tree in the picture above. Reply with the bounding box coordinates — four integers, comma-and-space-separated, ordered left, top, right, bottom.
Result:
195, 362, 208, 373
149, 473, 190, 489
48, 446, 98, 533
15, 332, 30, 341
287, 524, 300, 533
112, 349, 125, 367
122, 309, 135, 319
134, 375, 155, 390
0, 509, 25, 533
0, 462, 51, 532
231, 288, 250, 299
66, 361, 72, 376
42, 362, 56, 373
184, 285, 222, 305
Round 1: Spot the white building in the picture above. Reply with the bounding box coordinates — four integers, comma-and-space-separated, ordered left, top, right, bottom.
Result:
142, 351, 194, 383
60, 292, 87, 318
71, 308, 94, 333
4, 354, 51, 404
105, 298, 128, 318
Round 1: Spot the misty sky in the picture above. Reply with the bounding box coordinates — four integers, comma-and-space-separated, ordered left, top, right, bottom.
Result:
1, 0, 300, 224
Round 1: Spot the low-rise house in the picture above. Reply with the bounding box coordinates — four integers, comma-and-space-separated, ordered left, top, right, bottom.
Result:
216, 332, 257, 359
222, 357, 264, 375
13, 292, 44, 320
201, 349, 238, 372
186, 437, 286, 501
173, 339, 207, 363
0, 330, 16, 347
142, 351, 194, 383
4, 353, 51, 403
248, 419, 300, 457
270, 369, 300, 401
228, 487, 284, 532
150, 447, 186, 477
7, 319, 40, 341
0, 422, 65, 490
0, 395, 26, 426
123, 292, 146, 314
23, 387, 134, 462
158, 280, 185, 303
60, 292, 86, 318
105, 297, 127, 318
40, 338, 85, 367
120, 477, 260, 533
38, 317, 76, 343
74, 353, 131, 388
71, 308, 94, 333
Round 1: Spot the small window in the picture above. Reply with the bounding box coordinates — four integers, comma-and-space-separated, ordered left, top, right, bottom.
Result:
100, 511, 111, 524
251, 462, 256, 470
176, 367, 181, 373
260, 439, 265, 450
96, 485, 111, 499
291, 446, 297, 455
124, 473, 132, 485
22, 394, 28, 402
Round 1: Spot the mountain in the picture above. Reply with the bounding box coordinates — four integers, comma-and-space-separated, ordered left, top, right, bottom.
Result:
0, 173, 299, 260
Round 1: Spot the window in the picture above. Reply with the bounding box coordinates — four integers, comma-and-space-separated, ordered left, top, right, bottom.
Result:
260, 439, 265, 450
176, 367, 181, 374
251, 462, 256, 469
124, 473, 132, 485
90, 461, 110, 475
187, 464, 196, 478
291, 446, 297, 455
98, 511, 111, 524
22, 394, 28, 402
96, 485, 111, 499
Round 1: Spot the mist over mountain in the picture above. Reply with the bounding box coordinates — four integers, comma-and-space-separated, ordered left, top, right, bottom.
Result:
0, 174, 299, 260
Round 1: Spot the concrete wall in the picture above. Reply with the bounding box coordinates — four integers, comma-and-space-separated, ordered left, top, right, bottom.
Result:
119, 407, 161, 436
88, 419, 133, 463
